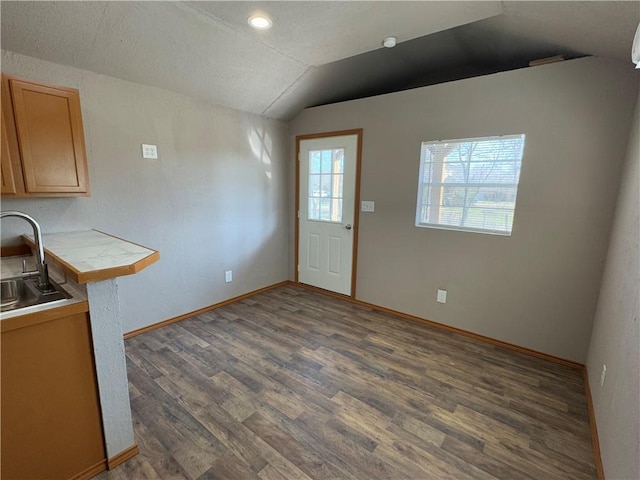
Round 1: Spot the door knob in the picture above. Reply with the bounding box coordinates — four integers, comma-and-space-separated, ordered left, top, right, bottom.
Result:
345, 224, 352, 230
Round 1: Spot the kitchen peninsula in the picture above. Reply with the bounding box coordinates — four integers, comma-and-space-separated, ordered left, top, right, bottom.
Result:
2, 229, 159, 479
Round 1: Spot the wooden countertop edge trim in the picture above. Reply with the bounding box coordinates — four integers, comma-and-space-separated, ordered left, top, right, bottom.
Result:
22, 231, 160, 284
74, 250, 160, 283
1, 300, 89, 332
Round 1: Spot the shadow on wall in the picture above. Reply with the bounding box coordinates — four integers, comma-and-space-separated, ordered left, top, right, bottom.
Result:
244, 119, 280, 263
248, 122, 273, 180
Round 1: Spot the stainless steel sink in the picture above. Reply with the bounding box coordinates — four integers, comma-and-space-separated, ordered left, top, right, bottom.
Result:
1, 276, 71, 313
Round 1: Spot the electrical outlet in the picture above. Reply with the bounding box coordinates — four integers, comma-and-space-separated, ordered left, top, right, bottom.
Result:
142, 143, 158, 159
361, 201, 375, 213
437, 289, 447, 304
225, 270, 233, 283
600, 364, 607, 386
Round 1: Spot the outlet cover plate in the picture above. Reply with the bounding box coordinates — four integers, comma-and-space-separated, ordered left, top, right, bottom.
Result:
437, 289, 447, 303
142, 144, 158, 159
225, 270, 233, 283
361, 201, 375, 212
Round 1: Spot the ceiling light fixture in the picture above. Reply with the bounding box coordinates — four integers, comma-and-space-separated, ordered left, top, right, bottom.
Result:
382, 36, 397, 48
248, 14, 272, 30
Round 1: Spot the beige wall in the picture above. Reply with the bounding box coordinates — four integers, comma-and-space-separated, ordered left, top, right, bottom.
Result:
290, 57, 638, 363
586, 88, 639, 480
1, 50, 290, 333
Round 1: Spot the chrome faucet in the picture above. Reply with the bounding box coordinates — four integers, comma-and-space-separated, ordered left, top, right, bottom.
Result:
1, 211, 51, 291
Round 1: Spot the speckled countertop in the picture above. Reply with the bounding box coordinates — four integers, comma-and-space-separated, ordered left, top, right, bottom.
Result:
23, 230, 159, 284
2, 229, 158, 320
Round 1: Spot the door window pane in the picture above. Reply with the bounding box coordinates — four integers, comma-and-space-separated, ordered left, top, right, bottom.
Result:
320, 174, 332, 198
308, 148, 344, 222
308, 175, 320, 196
309, 152, 321, 174
319, 198, 331, 221
308, 199, 319, 219
321, 150, 332, 172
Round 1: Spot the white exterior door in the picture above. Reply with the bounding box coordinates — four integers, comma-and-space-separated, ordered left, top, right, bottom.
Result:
298, 133, 359, 295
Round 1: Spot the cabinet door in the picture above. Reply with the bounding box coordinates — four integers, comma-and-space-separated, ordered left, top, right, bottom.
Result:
1, 311, 106, 479
9, 78, 90, 194
1, 112, 18, 194
1, 76, 24, 195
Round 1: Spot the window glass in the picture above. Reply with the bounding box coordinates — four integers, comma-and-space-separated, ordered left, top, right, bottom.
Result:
415, 135, 526, 235
308, 148, 345, 222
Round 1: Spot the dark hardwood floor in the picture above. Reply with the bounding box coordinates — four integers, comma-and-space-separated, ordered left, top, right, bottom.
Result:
97, 285, 597, 480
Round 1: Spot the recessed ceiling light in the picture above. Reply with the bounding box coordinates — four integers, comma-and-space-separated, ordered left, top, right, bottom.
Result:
382, 36, 397, 48
248, 14, 272, 30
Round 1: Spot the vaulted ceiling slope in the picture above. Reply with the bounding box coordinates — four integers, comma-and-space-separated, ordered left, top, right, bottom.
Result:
1, 1, 638, 120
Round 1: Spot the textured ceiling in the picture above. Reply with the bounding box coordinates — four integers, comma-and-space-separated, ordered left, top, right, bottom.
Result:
1, 1, 638, 120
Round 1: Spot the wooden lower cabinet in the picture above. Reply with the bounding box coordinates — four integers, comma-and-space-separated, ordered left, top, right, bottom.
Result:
1, 307, 106, 479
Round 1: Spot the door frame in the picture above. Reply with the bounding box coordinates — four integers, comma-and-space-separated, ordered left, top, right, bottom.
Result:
295, 128, 363, 298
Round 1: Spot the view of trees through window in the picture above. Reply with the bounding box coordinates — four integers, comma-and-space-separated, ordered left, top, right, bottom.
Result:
415, 134, 526, 234
308, 148, 344, 222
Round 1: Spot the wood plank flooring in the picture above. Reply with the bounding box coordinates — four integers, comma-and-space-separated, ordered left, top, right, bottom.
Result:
96, 285, 596, 480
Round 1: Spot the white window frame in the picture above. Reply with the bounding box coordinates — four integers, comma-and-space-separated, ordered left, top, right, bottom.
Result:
415, 134, 526, 236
